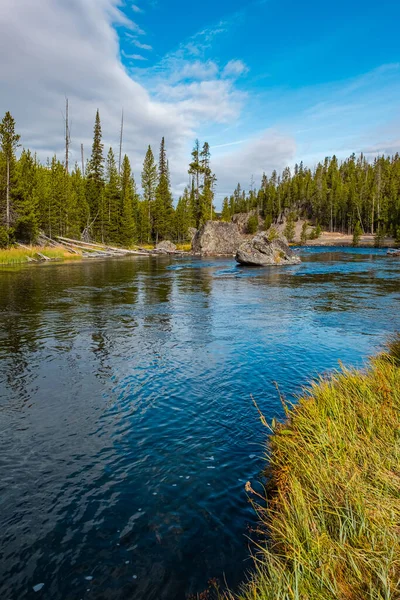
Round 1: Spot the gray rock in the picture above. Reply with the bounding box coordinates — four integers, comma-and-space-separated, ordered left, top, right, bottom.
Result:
188, 227, 197, 242
192, 221, 242, 255
236, 232, 301, 266
155, 240, 177, 254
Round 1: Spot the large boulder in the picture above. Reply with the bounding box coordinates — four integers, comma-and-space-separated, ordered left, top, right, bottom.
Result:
236, 232, 301, 266
192, 221, 242, 255
155, 240, 177, 254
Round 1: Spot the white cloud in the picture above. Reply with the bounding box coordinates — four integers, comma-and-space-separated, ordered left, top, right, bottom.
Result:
213, 130, 296, 198
132, 40, 152, 50
222, 59, 248, 78
131, 4, 142, 13
122, 51, 148, 61
0, 0, 248, 201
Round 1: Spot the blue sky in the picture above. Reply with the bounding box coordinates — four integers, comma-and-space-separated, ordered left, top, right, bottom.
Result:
1, 0, 400, 203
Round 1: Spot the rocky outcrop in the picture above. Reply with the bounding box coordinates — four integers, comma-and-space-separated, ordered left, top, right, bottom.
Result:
155, 240, 177, 253
236, 232, 301, 266
192, 221, 242, 255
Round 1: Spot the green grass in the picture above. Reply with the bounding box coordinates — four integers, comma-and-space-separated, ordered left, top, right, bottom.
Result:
0, 246, 82, 265
227, 340, 400, 600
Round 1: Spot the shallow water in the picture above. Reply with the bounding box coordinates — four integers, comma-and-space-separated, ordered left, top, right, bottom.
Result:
1, 247, 400, 599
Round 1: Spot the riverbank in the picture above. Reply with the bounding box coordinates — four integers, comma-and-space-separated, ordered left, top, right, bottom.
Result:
232, 338, 400, 600
307, 231, 397, 247
0, 245, 83, 265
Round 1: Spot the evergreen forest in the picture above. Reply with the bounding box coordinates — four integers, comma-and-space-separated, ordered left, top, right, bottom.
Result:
1, 109, 400, 248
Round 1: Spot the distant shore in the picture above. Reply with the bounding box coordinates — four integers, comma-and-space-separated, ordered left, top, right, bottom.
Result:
305, 231, 396, 247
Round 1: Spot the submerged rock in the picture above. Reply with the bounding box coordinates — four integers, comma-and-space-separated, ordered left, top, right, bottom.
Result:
192, 221, 242, 255
155, 240, 177, 253
236, 232, 301, 266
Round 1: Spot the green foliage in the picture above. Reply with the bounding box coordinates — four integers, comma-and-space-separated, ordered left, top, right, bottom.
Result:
264, 214, 272, 231
247, 214, 258, 234
374, 223, 385, 247
0, 226, 9, 248
300, 221, 308, 244
283, 212, 296, 242
352, 221, 362, 246
119, 155, 136, 246
238, 341, 400, 600
221, 198, 231, 222
267, 226, 279, 241
395, 226, 400, 247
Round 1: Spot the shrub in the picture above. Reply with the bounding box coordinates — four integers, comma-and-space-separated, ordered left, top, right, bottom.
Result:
247, 215, 258, 235
0, 226, 9, 249
283, 213, 296, 242
267, 226, 279, 241
264, 214, 272, 231
300, 222, 308, 244
352, 221, 362, 246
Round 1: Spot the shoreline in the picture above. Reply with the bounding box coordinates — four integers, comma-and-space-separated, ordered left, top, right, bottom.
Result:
231, 339, 400, 599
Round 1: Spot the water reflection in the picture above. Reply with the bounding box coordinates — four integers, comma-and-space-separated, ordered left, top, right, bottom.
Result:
1, 248, 400, 599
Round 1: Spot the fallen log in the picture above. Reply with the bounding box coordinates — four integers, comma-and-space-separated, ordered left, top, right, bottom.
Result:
56, 236, 150, 256
16, 243, 51, 261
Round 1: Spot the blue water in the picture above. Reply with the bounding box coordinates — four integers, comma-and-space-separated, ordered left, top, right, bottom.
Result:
0, 247, 399, 599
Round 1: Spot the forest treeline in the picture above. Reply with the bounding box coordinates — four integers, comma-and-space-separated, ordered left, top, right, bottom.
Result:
1, 108, 400, 248
0, 110, 216, 247
222, 154, 400, 239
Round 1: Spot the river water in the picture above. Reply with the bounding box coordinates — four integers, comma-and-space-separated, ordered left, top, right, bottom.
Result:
1, 247, 400, 600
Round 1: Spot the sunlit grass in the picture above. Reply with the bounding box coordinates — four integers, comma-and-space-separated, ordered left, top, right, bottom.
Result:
175, 242, 191, 252
226, 340, 400, 600
0, 246, 82, 265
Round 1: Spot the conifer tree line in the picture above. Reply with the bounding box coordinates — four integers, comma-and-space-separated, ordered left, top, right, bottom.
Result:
2, 107, 400, 248
221, 154, 400, 239
0, 109, 216, 247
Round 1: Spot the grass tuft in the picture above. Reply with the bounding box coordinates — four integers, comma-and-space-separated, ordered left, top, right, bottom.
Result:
0, 246, 82, 265
228, 339, 400, 600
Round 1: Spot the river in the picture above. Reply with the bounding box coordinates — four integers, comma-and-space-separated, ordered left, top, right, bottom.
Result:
1, 247, 400, 599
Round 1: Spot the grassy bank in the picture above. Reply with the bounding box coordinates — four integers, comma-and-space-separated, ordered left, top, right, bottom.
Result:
231, 339, 400, 600
0, 246, 82, 265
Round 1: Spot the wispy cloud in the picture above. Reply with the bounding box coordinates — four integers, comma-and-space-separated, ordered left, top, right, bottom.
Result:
122, 50, 148, 61
132, 40, 152, 50
131, 4, 142, 13
222, 59, 248, 78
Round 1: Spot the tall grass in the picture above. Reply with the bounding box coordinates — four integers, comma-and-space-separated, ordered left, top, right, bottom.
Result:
229, 341, 400, 600
0, 246, 82, 265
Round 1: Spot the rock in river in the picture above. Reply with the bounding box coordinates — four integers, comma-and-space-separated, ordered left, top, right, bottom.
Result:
155, 240, 177, 254
192, 221, 242, 255
235, 232, 301, 266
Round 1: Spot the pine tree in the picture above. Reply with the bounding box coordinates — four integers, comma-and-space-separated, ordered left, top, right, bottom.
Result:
12, 149, 39, 242
154, 137, 173, 242
199, 142, 216, 226
104, 148, 120, 243
86, 109, 105, 240
141, 145, 157, 242
119, 154, 136, 246
0, 112, 20, 237
188, 139, 201, 227
174, 187, 193, 242
352, 221, 362, 246
221, 198, 231, 221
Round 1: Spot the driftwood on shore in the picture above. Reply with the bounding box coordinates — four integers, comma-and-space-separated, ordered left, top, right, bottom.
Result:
54, 236, 187, 258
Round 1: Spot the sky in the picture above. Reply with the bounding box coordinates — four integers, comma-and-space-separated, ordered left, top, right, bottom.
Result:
0, 0, 400, 206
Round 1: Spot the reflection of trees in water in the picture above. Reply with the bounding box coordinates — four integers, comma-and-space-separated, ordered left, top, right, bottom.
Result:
0, 270, 44, 404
